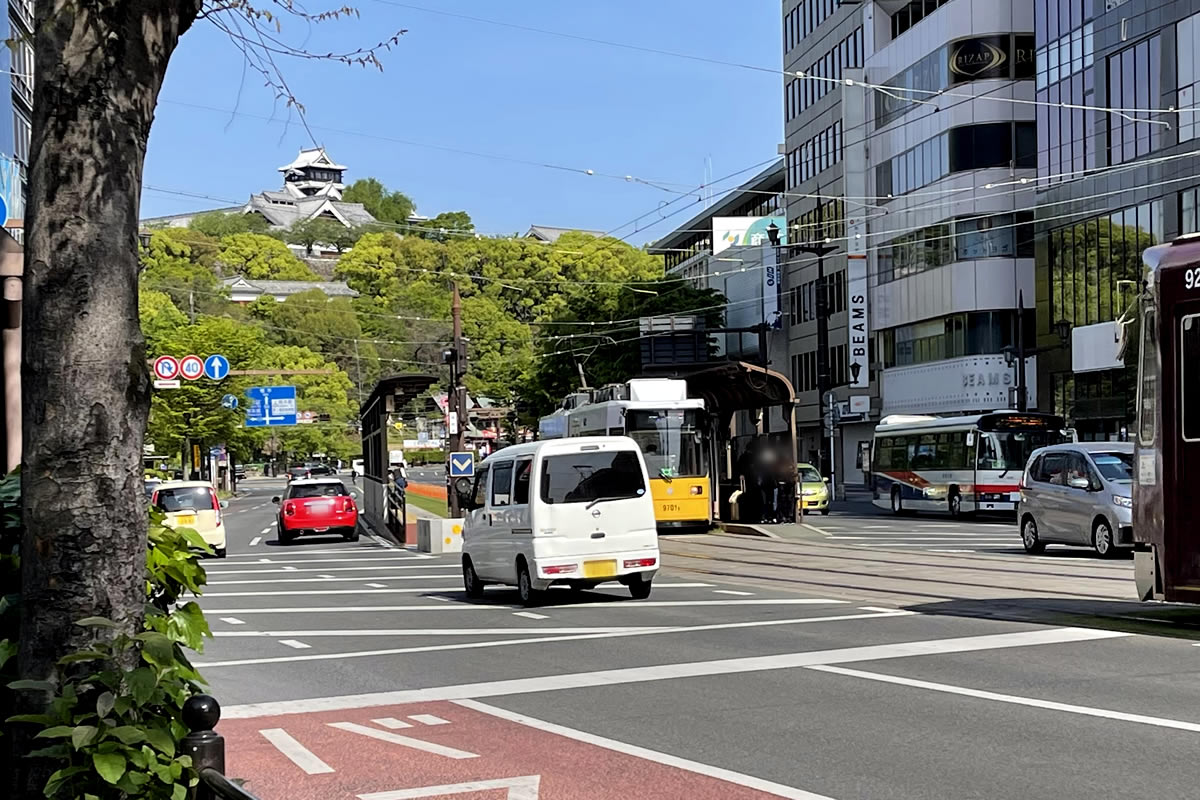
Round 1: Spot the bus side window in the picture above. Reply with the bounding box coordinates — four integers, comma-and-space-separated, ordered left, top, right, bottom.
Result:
1183, 314, 1200, 442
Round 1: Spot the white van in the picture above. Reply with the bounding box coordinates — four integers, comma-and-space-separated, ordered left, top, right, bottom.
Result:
456, 437, 659, 605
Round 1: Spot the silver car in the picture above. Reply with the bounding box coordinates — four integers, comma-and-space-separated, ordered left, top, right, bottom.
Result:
1017, 442, 1134, 557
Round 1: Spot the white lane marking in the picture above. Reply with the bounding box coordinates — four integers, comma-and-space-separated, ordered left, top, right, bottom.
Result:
259, 728, 334, 774
218, 623, 667, 638
205, 574, 460, 585
279, 639, 311, 650
218, 555, 429, 566
857, 606, 900, 613
366, 583, 387, 588
930, 549, 977, 553
832, 534, 1017, 540
360, 776, 540, 800
224, 627, 1126, 718
408, 714, 450, 726
512, 611, 548, 620
199, 609, 909, 668
249, 537, 262, 547
206, 564, 454, 576
218, 617, 246, 625
852, 542, 1016, 547
712, 590, 753, 596
800, 522, 832, 536
259, 558, 271, 563
222, 547, 393, 559
808, 665, 1200, 733
327, 721, 478, 760
201, 599, 848, 615
368, 532, 398, 550
260, 527, 272, 534
202, 583, 714, 597
371, 717, 412, 729
458, 700, 832, 800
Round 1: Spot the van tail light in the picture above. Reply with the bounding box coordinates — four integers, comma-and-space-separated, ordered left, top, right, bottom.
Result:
210, 490, 222, 526
623, 557, 657, 569
284, 501, 296, 516
543, 563, 577, 575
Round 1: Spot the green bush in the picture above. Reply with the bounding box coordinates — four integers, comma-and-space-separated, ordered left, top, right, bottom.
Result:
5, 501, 214, 799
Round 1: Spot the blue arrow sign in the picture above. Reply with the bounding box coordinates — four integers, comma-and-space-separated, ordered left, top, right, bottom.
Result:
220, 394, 239, 410
204, 354, 230, 380
449, 451, 475, 478
244, 385, 297, 427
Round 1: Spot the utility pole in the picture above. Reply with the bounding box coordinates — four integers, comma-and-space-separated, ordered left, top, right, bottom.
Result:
446, 282, 467, 517
1016, 291, 1028, 412
792, 187, 839, 477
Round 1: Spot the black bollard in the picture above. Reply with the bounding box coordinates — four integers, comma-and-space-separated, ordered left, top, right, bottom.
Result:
182, 694, 224, 800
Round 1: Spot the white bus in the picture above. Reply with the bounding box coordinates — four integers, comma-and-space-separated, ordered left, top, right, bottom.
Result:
871, 411, 1071, 516
538, 379, 712, 530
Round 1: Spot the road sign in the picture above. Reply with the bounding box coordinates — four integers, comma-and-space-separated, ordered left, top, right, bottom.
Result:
245, 385, 298, 427
220, 394, 239, 410
204, 354, 230, 380
449, 451, 474, 478
153, 379, 180, 389
153, 356, 180, 381
180, 355, 204, 381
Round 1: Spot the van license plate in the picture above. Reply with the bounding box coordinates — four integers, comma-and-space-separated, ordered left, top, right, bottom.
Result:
583, 560, 617, 579
175, 515, 195, 526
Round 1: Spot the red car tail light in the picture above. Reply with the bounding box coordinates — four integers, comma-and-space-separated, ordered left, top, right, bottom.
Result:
210, 490, 222, 526
284, 501, 296, 516
342, 498, 356, 513
623, 558, 657, 568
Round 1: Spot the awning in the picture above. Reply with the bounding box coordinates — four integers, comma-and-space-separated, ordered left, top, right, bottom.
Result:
679, 361, 794, 413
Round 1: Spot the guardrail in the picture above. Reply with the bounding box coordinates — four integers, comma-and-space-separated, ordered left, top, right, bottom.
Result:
386, 480, 408, 542
182, 695, 262, 800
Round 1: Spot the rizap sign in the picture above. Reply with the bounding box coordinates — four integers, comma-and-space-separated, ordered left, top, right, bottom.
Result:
949, 35, 1036, 82
713, 216, 787, 255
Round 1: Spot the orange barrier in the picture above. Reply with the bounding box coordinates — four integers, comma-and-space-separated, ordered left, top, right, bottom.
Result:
407, 482, 448, 501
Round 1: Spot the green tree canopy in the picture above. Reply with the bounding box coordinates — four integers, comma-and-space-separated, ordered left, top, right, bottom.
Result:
218, 233, 320, 280
286, 217, 361, 255
189, 210, 272, 238
342, 177, 415, 225
416, 211, 474, 240
138, 230, 223, 314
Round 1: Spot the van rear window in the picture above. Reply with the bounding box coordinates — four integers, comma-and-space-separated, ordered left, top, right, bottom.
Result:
540, 451, 646, 505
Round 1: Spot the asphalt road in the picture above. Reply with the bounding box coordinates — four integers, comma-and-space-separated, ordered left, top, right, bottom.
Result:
199, 481, 1200, 800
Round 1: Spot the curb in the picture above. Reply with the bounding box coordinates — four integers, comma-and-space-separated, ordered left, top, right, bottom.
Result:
720, 523, 782, 539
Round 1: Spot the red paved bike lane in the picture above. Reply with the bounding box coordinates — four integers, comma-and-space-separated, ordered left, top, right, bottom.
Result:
219, 699, 820, 799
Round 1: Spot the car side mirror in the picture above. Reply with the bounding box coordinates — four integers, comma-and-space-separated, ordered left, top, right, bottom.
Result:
271, 496, 281, 504
823, 477, 830, 484
1068, 477, 1090, 490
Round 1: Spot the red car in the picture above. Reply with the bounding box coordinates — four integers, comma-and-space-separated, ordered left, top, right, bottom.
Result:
274, 478, 359, 544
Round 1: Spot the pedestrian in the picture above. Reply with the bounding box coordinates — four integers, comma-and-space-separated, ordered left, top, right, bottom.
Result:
754, 444, 779, 524
351, 468, 358, 485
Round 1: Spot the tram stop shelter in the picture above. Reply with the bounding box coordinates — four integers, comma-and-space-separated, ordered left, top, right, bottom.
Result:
360, 373, 438, 542
653, 360, 797, 524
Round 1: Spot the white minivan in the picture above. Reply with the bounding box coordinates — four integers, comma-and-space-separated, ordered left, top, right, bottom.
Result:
456, 437, 660, 606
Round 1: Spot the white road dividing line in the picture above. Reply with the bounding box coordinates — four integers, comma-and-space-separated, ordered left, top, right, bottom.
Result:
248, 537, 262, 547
457, 700, 834, 800
206, 564, 454, 576
930, 549, 977, 553
218, 617, 246, 625
371, 717, 412, 729
201, 598, 848, 615
222, 548, 394, 559
205, 574, 460, 586
712, 590, 754, 596
198, 609, 911, 668
408, 714, 450, 726
832, 534, 1018, 540
326, 722, 478, 759
282, 566, 297, 571
259, 728, 334, 774
202, 583, 714, 598
513, 611, 548, 620
217, 555, 431, 565
278, 639, 311, 650
260, 526, 272, 534
852, 542, 1016, 547
807, 665, 1200, 733
366, 583, 387, 588
215, 627, 665, 638
224, 627, 1127, 719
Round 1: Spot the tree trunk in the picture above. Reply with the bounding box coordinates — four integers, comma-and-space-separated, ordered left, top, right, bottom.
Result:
15, 1, 200, 794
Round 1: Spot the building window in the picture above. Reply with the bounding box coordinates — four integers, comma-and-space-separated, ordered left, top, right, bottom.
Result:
793, 27, 863, 118
875, 123, 1035, 201
890, 0, 953, 40
13, 109, 31, 166
1035, 0, 1094, 182
880, 311, 1032, 368
788, 121, 843, 186
1178, 13, 1200, 142
1183, 187, 1200, 235
1106, 35, 1161, 165
1047, 201, 1162, 332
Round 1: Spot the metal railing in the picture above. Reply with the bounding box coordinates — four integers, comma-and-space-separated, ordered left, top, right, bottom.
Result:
386, 479, 408, 542
182, 695, 262, 800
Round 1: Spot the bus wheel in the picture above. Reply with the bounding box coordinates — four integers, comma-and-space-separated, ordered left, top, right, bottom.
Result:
890, 488, 904, 515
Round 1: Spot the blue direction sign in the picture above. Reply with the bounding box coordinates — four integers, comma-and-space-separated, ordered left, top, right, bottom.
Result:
204, 354, 230, 380
220, 394, 239, 410
244, 385, 297, 427
449, 451, 475, 478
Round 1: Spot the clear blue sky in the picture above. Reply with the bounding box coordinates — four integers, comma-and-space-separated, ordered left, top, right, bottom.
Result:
141, 1, 782, 245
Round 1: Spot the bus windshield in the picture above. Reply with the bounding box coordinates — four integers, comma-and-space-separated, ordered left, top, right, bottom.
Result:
626, 409, 706, 479
978, 430, 1066, 473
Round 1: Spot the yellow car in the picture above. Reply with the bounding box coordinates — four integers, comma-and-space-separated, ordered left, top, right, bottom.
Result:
797, 463, 830, 515
150, 480, 228, 558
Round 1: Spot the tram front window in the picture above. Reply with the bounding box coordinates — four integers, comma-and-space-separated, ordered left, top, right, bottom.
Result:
626, 410, 706, 478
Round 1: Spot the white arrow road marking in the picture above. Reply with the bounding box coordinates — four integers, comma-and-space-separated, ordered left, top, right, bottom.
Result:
327, 722, 478, 759
259, 729, 334, 774
359, 776, 540, 800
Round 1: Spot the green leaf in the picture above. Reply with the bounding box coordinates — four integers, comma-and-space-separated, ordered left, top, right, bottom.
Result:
43, 765, 88, 797
76, 617, 121, 629
126, 667, 158, 705
27, 743, 69, 758
0, 638, 15, 668
8, 679, 55, 692
91, 752, 126, 784
95, 691, 115, 718
35, 725, 74, 739
172, 782, 187, 800
136, 631, 176, 667
167, 602, 211, 650
57, 650, 107, 665
108, 726, 146, 745
144, 725, 175, 757
71, 725, 99, 750
6, 713, 57, 725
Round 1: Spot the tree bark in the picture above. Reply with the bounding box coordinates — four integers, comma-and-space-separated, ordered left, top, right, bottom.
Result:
15, 1, 200, 794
